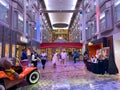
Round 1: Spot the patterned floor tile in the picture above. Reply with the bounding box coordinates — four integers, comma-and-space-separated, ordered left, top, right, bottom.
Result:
13, 61, 120, 90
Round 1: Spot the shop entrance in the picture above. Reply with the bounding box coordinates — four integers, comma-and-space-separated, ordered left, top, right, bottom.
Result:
88, 43, 102, 60
16, 45, 26, 59
114, 39, 120, 73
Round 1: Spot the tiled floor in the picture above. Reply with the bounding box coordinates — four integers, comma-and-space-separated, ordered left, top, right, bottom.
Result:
15, 61, 120, 90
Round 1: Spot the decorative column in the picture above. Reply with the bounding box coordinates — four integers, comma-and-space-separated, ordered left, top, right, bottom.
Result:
24, 0, 27, 34
95, 0, 100, 39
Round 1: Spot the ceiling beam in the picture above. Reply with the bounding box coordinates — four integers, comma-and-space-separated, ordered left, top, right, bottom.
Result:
40, 10, 81, 13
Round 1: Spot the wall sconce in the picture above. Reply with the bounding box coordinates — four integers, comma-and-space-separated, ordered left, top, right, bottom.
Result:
88, 42, 93, 46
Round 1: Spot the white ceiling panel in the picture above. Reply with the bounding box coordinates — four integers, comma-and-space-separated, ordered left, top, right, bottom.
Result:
44, 0, 78, 29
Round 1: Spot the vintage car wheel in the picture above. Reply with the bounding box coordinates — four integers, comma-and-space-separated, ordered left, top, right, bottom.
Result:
0, 84, 5, 90
26, 70, 40, 84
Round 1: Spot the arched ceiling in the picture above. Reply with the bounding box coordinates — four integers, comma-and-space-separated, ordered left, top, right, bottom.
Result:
40, 0, 82, 30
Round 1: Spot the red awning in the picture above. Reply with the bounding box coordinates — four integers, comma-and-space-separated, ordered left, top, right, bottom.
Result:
40, 43, 83, 48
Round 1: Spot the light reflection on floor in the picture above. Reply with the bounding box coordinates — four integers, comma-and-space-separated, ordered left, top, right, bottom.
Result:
15, 61, 120, 90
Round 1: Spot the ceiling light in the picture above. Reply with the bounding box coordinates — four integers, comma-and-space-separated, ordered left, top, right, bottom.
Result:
44, 0, 78, 29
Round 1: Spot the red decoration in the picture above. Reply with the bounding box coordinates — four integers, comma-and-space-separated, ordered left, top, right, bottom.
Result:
40, 43, 83, 48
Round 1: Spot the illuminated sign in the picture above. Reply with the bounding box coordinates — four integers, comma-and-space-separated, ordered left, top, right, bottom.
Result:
20, 36, 28, 43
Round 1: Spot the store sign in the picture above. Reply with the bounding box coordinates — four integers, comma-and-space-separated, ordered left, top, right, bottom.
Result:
20, 36, 28, 43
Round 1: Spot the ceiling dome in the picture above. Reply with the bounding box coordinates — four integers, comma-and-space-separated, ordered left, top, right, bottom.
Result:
53, 23, 68, 28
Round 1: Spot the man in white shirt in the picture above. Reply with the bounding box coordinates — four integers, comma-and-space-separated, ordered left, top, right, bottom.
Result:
60, 49, 67, 66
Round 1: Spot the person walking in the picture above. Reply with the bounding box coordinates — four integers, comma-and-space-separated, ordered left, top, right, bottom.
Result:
21, 49, 27, 61
31, 50, 39, 67
41, 51, 47, 70
52, 51, 59, 68
60, 49, 67, 66
83, 50, 88, 65
73, 50, 79, 63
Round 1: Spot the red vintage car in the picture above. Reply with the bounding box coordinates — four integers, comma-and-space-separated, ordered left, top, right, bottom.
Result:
0, 58, 40, 90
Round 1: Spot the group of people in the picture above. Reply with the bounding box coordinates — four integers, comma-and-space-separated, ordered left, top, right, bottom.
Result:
52, 49, 80, 68
52, 49, 67, 68
21, 48, 81, 70
31, 50, 47, 70
21, 49, 47, 70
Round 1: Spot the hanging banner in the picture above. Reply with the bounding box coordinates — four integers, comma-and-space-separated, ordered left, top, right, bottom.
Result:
96, 0, 100, 37
36, 14, 42, 42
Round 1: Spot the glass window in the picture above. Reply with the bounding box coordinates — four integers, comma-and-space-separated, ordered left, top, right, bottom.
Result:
12, 45, 15, 57
80, 30, 82, 40
13, 11, 18, 29
90, 21, 94, 35
31, 27, 33, 38
0, 42, 2, 58
106, 10, 111, 28
100, 12, 106, 31
0, 0, 9, 23
100, 18, 105, 31
18, 13, 23, 32
114, 0, 120, 22
5, 44, 9, 57
28, 24, 31, 36
28, 25, 32, 36
26, 22, 29, 34
85, 29, 89, 39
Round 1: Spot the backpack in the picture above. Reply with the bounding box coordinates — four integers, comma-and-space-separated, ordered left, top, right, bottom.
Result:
34, 53, 38, 59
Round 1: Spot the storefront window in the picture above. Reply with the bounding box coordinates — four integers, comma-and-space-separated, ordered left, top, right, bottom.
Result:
5, 44, 9, 57
18, 13, 23, 32
0, 42, 2, 58
13, 11, 18, 29
0, 0, 9, 23
105, 9, 112, 29
12, 45, 15, 57
114, 0, 120, 22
